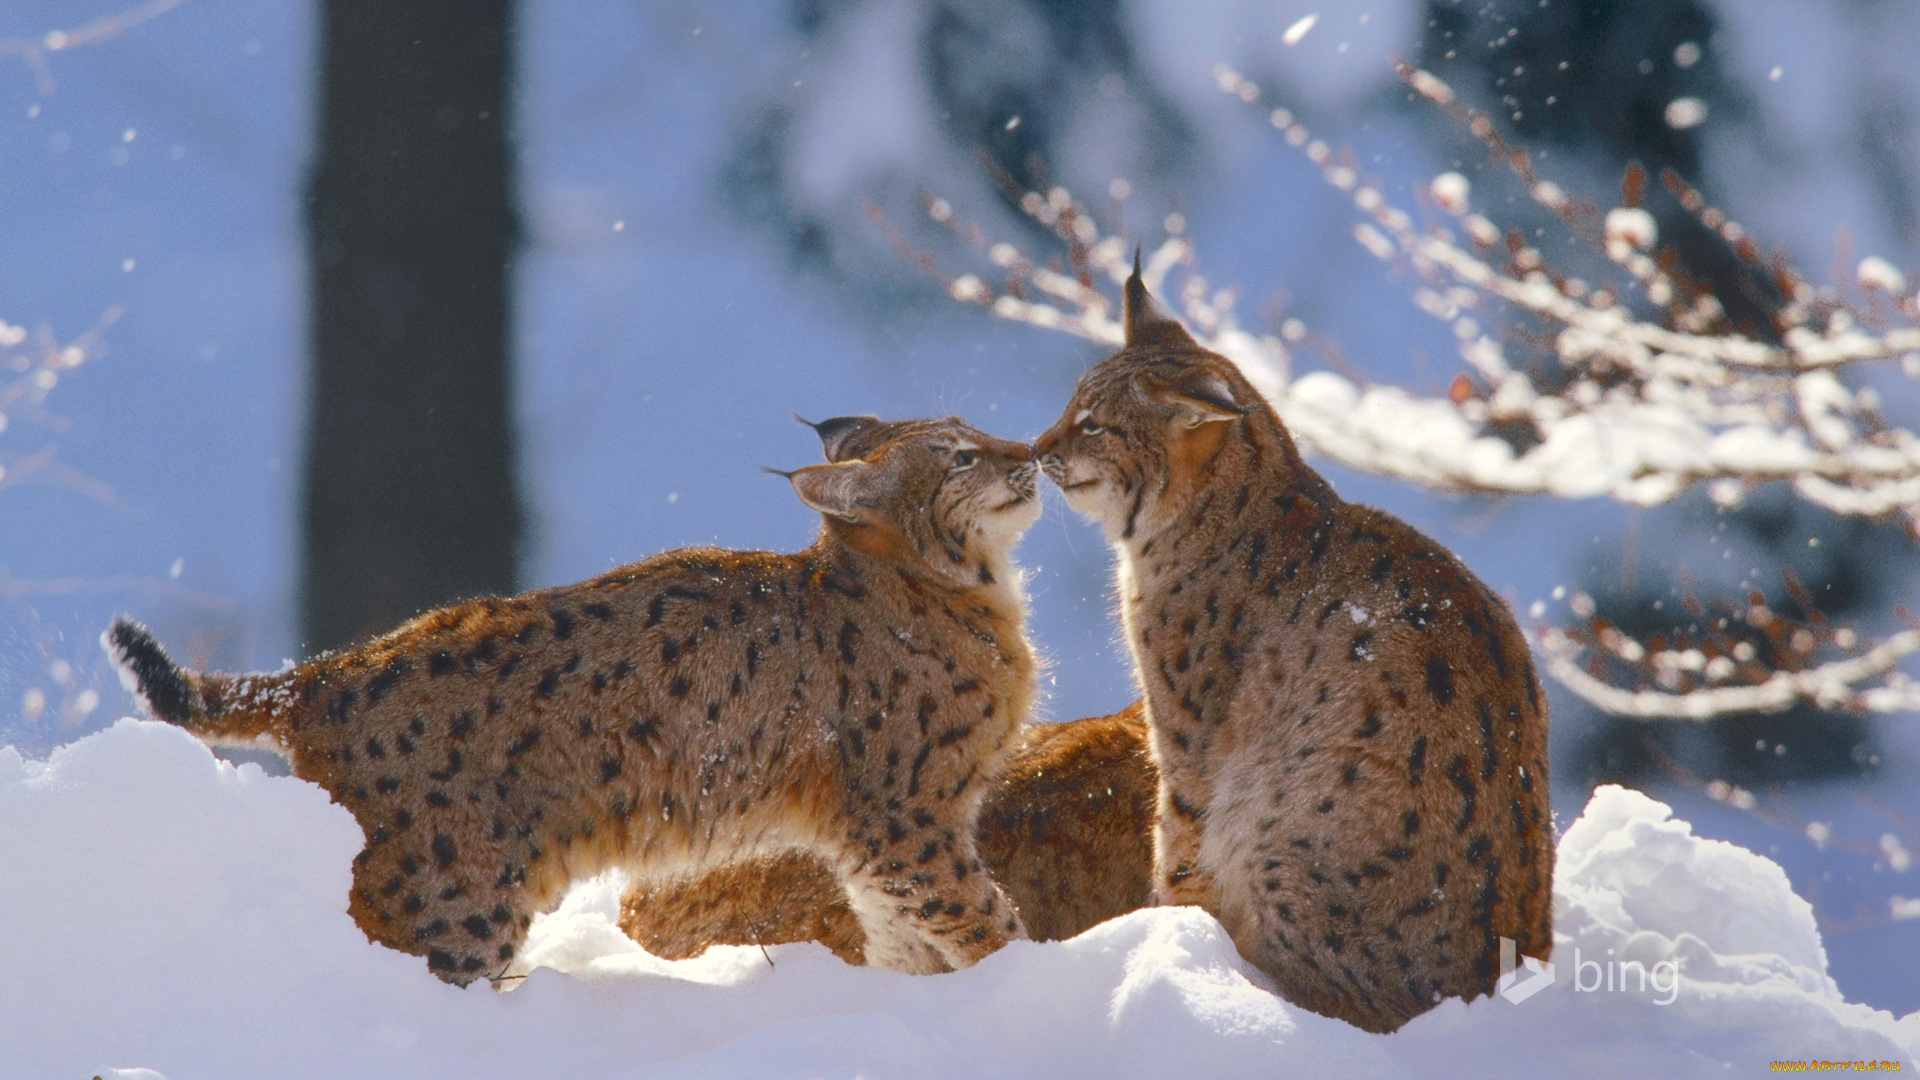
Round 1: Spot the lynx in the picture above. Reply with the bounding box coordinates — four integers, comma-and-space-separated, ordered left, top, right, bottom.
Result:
617, 416, 1158, 961
620, 702, 1155, 961
106, 416, 1041, 983
1032, 265, 1553, 1032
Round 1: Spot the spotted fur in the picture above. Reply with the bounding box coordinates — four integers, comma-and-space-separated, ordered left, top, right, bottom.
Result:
1031, 267, 1553, 1032
619, 702, 1156, 959
106, 417, 1042, 983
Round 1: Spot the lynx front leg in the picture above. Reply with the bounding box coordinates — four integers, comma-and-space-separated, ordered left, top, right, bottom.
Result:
838, 825, 1024, 974
1152, 785, 1220, 910
841, 876, 951, 975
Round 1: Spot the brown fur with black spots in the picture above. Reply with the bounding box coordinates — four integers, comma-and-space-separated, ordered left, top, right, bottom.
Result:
106, 416, 1041, 983
620, 702, 1156, 959
1031, 263, 1553, 1032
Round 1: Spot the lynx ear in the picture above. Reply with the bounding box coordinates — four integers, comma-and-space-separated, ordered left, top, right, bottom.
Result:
1124, 248, 1200, 350
1147, 370, 1246, 426
789, 461, 883, 522
796, 414, 884, 462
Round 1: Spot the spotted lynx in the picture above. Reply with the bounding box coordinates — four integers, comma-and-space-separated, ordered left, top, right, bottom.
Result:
106, 416, 1041, 982
618, 417, 1157, 961
620, 702, 1155, 961
1032, 266, 1553, 1032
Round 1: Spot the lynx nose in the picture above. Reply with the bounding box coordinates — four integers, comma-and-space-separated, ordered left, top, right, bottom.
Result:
1033, 426, 1061, 461
982, 435, 1033, 465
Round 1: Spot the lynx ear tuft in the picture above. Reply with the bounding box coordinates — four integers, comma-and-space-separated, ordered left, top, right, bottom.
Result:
1149, 370, 1245, 426
789, 461, 882, 522
796, 414, 885, 462
1124, 254, 1201, 350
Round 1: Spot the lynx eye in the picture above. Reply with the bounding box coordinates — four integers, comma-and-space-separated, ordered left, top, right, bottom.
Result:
951, 449, 978, 470
1080, 418, 1104, 436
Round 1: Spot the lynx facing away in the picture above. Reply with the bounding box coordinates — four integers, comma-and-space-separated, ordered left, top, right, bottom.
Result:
620, 703, 1155, 961
107, 417, 1041, 982
1033, 268, 1553, 1032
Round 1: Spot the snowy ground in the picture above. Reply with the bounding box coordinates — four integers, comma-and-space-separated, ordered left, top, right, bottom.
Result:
5, 719, 1914, 1079
3, 0, 1918, 1042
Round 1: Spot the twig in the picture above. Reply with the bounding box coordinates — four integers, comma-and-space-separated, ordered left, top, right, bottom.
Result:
0, 0, 194, 94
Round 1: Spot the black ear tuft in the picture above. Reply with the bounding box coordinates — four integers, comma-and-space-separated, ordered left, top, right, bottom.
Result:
797, 414, 885, 461
1123, 254, 1200, 350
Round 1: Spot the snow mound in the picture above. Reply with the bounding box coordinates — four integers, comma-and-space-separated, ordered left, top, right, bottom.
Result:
3, 721, 1915, 1078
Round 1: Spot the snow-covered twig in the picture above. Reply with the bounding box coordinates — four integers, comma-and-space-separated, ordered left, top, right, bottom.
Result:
1534, 556, 1920, 720
1542, 624, 1920, 720
909, 65, 1920, 529
892, 65, 1920, 723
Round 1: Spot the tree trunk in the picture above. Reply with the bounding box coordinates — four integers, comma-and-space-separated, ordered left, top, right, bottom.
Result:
303, 0, 521, 651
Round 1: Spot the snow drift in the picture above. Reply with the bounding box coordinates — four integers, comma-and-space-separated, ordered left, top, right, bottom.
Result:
4, 719, 1915, 1078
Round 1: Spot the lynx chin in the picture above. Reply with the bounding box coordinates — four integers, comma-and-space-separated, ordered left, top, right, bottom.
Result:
1032, 260, 1553, 1032
107, 416, 1042, 983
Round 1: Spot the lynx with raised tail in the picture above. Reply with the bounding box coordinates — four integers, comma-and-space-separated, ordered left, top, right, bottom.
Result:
108, 416, 1041, 983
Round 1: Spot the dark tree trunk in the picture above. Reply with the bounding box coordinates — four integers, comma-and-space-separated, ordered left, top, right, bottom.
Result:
303, 0, 521, 651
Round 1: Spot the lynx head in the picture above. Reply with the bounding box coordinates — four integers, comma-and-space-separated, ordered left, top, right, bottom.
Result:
1035, 262, 1291, 545
787, 416, 1039, 587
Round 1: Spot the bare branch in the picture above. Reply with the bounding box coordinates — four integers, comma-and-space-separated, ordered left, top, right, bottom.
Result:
0, 308, 121, 503
0, 0, 192, 94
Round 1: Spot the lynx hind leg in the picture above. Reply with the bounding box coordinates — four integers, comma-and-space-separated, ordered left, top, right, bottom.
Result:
618, 852, 868, 966
1201, 767, 1436, 1034
836, 834, 1024, 974
347, 823, 557, 985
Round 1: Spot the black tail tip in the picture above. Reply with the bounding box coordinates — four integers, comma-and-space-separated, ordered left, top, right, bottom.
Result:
102, 618, 194, 725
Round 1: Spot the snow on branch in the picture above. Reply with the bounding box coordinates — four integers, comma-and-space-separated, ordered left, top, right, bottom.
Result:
1548, 629, 1920, 720
896, 64, 1920, 529
1540, 590, 1920, 721
885, 65, 1920, 722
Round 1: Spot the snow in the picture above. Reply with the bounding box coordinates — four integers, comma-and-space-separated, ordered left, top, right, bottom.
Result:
1663, 96, 1709, 130
1857, 256, 1908, 296
1429, 172, 1470, 215
5, 719, 1915, 1078
1603, 207, 1658, 255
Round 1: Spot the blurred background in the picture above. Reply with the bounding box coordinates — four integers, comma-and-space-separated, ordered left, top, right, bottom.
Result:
2, 0, 1916, 1013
